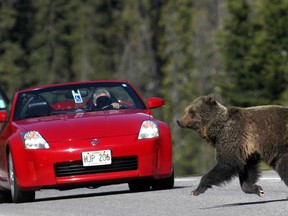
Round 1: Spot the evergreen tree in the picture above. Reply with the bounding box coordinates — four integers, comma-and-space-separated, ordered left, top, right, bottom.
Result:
159, 0, 215, 175
248, 0, 288, 105
28, 0, 74, 85
115, 0, 160, 97
220, 0, 288, 106
220, 0, 256, 106
0, 1, 26, 97
68, 0, 123, 81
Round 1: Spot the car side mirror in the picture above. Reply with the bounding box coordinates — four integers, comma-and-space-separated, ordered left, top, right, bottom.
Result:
0, 111, 7, 121
147, 97, 165, 109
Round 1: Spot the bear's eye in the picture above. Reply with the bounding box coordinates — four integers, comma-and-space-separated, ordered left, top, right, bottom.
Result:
189, 109, 195, 117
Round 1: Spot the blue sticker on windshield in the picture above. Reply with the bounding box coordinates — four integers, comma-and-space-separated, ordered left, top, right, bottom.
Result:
72, 90, 83, 103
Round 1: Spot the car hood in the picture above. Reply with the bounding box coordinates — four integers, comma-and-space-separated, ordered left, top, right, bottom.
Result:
16, 110, 152, 142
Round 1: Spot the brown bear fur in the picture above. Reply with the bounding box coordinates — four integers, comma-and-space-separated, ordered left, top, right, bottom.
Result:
177, 94, 288, 197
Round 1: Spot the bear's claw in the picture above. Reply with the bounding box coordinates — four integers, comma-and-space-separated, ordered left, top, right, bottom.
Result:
258, 189, 264, 198
254, 184, 264, 198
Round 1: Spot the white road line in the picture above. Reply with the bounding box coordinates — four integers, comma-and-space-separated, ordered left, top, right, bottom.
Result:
175, 177, 281, 182
260, 177, 281, 180
175, 178, 198, 182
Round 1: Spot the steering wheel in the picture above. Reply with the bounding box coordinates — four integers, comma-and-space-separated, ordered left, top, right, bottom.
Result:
101, 105, 113, 110
20, 96, 35, 119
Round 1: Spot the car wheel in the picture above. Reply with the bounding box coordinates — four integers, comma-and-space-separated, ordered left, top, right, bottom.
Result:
152, 169, 174, 190
128, 179, 151, 192
8, 152, 35, 203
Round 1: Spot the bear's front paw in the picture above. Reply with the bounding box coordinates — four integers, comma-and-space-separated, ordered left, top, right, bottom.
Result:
191, 187, 207, 196
253, 184, 264, 198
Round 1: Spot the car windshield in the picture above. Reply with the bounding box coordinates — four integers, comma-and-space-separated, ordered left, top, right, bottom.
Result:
13, 82, 146, 121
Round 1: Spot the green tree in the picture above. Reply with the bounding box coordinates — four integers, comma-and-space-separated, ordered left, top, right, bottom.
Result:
247, 0, 288, 105
159, 0, 215, 175
219, 0, 256, 106
68, 0, 123, 81
0, 1, 28, 97
28, 0, 75, 85
220, 0, 288, 106
114, 0, 162, 97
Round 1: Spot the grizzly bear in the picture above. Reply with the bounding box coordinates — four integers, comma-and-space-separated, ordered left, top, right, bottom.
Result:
177, 94, 288, 197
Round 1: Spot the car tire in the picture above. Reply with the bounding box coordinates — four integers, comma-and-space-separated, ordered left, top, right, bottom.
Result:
8, 152, 35, 203
128, 179, 151, 192
152, 169, 174, 190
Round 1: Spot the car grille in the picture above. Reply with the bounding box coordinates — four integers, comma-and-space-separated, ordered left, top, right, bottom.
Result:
54, 157, 138, 177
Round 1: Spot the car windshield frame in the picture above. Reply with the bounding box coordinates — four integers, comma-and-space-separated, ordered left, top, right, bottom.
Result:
13, 82, 146, 121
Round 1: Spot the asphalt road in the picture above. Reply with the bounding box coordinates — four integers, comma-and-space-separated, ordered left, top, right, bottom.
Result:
1, 170, 288, 216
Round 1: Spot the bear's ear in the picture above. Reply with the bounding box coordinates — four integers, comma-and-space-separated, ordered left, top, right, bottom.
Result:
205, 94, 216, 105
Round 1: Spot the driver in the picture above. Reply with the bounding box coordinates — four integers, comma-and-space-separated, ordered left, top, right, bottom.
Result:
92, 89, 121, 109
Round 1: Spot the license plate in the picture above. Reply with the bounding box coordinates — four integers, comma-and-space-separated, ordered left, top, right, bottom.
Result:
82, 150, 112, 167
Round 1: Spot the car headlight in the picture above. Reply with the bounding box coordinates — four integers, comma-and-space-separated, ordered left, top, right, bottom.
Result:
21, 131, 50, 149
138, 120, 159, 140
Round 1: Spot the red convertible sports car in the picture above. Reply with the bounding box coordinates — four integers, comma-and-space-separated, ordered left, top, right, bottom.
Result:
0, 81, 174, 203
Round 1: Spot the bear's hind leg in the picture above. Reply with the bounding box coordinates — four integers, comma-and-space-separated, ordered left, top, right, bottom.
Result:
275, 154, 288, 186
239, 155, 264, 197
240, 181, 264, 197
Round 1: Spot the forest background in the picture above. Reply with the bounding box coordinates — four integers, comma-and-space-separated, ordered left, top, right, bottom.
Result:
1, 0, 288, 176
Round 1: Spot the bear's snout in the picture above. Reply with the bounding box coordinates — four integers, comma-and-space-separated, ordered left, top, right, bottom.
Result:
177, 120, 184, 128
177, 118, 201, 130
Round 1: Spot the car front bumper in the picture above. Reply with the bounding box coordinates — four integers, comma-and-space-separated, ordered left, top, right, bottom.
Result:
13, 134, 173, 190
